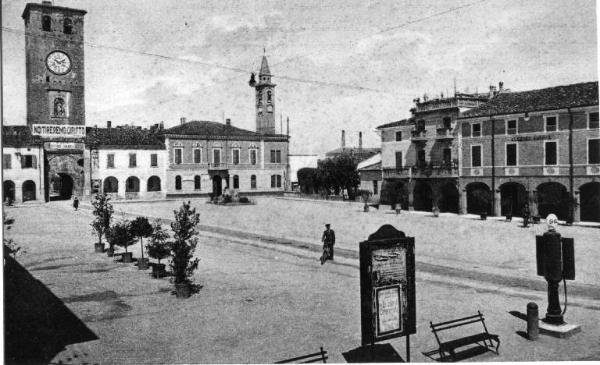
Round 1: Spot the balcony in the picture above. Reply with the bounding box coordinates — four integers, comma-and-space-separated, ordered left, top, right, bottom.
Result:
435, 127, 454, 140
208, 162, 228, 170
383, 166, 411, 179
410, 129, 427, 142
411, 161, 459, 178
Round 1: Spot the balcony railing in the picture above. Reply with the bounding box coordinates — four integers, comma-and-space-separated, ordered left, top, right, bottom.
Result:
383, 166, 412, 178
435, 127, 453, 140
208, 162, 228, 170
410, 129, 427, 142
412, 161, 459, 177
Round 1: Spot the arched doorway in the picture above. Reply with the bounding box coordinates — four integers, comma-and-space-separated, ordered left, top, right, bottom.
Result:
413, 181, 433, 212
103, 176, 118, 193
212, 176, 222, 196
466, 182, 491, 215
147, 176, 161, 192
438, 182, 459, 213
3, 180, 15, 202
580, 182, 600, 222
50, 173, 74, 200
500, 182, 527, 217
22, 180, 36, 202
537, 182, 569, 220
126, 176, 140, 192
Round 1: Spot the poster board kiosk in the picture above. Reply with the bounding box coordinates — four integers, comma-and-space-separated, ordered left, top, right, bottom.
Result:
360, 225, 416, 361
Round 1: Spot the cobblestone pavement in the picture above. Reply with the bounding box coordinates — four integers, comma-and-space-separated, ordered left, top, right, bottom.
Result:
4, 202, 600, 363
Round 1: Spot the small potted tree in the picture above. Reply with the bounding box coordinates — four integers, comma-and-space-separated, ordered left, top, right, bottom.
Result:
130, 216, 153, 270
90, 193, 113, 253
146, 221, 171, 278
170, 201, 200, 298
109, 220, 136, 263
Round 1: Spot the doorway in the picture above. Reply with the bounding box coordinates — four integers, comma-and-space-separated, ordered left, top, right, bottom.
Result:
50, 173, 74, 200
212, 176, 222, 196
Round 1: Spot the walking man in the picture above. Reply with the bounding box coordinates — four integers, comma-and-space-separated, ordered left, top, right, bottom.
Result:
73, 196, 79, 211
320, 223, 335, 265
522, 203, 531, 227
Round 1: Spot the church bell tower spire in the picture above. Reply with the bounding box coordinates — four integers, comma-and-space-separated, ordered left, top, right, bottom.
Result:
250, 53, 276, 134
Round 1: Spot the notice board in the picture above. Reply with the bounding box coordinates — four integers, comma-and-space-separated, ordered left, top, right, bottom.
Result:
360, 224, 416, 346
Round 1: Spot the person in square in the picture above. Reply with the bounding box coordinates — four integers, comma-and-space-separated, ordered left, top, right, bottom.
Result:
320, 224, 335, 265
522, 203, 531, 227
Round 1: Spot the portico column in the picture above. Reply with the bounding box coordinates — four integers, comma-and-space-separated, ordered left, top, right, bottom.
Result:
460, 188, 467, 215
118, 178, 127, 200
573, 191, 581, 222
15, 181, 23, 203
139, 176, 147, 198
494, 189, 501, 217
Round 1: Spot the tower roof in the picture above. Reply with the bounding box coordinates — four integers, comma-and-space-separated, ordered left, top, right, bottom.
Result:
259, 56, 271, 76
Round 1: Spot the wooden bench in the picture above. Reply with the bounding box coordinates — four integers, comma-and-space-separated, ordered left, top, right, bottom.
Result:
430, 311, 499, 362
275, 347, 328, 363
532, 216, 541, 224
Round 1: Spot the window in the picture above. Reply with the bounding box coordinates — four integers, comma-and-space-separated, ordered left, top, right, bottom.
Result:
545, 116, 557, 132
42, 15, 51, 31
395, 131, 402, 141
129, 153, 137, 168
589, 112, 599, 129
232, 149, 240, 165
276, 175, 282, 188
147, 176, 161, 192
23, 155, 34, 168
545, 141, 558, 165
472, 123, 481, 137
174, 149, 182, 165
213, 149, 221, 165
251, 175, 257, 189
107, 154, 115, 168
194, 175, 201, 190
63, 18, 73, 34
175, 175, 182, 190
417, 150, 426, 166
373, 181, 378, 195
267, 90, 272, 103
193, 149, 201, 164
233, 175, 239, 189
250, 149, 257, 165
3, 154, 11, 169
506, 143, 517, 166
443, 117, 452, 129
443, 148, 451, 164
395, 151, 403, 168
270, 150, 281, 163
471, 145, 482, 167
271, 175, 276, 188
150, 153, 158, 167
589, 139, 600, 164
416, 120, 425, 131
506, 120, 517, 134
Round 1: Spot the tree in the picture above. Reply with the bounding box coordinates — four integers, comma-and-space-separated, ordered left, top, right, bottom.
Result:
170, 201, 200, 285
297, 167, 319, 194
3, 214, 23, 258
90, 193, 114, 247
317, 153, 360, 200
130, 216, 153, 261
146, 221, 171, 265
106, 220, 136, 255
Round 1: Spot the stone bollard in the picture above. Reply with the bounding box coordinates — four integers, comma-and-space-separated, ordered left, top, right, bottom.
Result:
527, 302, 539, 340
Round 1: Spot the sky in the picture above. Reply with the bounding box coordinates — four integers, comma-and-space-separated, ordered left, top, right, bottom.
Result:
2, 0, 598, 155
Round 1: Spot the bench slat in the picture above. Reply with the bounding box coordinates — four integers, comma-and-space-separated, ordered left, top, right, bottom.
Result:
430, 313, 482, 328
275, 351, 327, 364
439, 333, 497, 350
433, 318, 484, 331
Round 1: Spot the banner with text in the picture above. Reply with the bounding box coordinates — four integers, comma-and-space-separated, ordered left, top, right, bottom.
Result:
31, 124, 86, 138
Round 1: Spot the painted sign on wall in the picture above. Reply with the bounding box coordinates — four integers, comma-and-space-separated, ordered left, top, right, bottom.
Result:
32, 124, 86, 138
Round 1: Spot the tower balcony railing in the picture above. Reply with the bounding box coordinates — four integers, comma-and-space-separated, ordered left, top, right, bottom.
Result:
410, 129, 427, 142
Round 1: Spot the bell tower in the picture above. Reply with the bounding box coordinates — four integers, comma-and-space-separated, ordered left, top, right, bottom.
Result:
249, 55, 276, 134
22, 1, 87, 126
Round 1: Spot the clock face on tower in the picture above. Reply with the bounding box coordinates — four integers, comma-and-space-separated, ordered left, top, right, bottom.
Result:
46, 51, 72, 75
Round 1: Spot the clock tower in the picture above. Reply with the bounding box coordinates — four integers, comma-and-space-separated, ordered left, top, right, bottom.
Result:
23, 1, 86, 126
249, 55, 276, 134
22, 1, 87, 201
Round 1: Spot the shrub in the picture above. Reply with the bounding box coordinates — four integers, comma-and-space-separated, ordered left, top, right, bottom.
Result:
130, 216, 153, 260
107, 221, 136, 254
239, 196, 250, 204
90, 194, 114, 247
146, 221, 171, 264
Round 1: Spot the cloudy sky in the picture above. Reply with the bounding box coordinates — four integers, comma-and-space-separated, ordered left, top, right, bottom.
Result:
2, 0, 598, 154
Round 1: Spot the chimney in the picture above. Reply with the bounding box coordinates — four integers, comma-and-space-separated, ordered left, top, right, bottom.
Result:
226, 118, 231, 126
341, 130, 346, 149
499, 81, 504, 91
107, 120, 112, 129
159, 121, 164, 130
286, 117, 289, 137
359, 131, 363, 151
180, 117, 186, 125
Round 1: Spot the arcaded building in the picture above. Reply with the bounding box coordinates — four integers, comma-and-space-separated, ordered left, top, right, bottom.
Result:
459, 82, 599, 222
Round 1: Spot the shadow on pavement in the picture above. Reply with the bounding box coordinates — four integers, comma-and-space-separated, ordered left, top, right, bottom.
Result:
422, 345, 494, 362
342, 343, 404, 363
509, 310, 557, 338
4, 254, 98, 365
